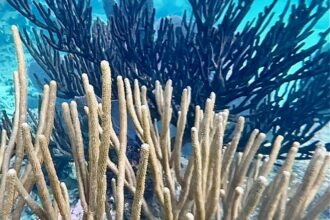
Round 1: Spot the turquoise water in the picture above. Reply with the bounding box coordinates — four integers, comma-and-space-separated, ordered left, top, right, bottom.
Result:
0, 0, 328, 112
0, 0, 329, 219
1, 0, 329, 140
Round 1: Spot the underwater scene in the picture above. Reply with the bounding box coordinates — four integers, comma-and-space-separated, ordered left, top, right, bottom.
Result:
0, 0, 329, 219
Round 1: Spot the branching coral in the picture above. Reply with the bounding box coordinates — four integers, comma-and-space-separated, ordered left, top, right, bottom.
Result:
0, 25, 329, 220
5, 0, 330, 158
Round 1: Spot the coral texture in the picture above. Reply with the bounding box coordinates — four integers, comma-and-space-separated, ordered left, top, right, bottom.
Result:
5, 0, 330, 158
0, 26, 329, 220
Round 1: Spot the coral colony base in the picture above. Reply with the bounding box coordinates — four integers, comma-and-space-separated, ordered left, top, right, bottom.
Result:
0, 26, 329, 220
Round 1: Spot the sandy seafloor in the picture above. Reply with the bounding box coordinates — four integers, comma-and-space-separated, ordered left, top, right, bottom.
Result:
0, 0, 329, 219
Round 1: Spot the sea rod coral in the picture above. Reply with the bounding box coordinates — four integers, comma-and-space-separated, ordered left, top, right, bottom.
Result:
0, 25, 329, 220
6, 0, 330, 158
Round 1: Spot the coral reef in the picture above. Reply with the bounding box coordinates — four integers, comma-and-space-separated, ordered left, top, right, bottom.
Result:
0, 25, 329, 220
6, 0, 330, 158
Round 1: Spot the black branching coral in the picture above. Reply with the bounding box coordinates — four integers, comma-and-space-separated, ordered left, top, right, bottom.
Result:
6, 0, 330, 158
0, 27, 329, 219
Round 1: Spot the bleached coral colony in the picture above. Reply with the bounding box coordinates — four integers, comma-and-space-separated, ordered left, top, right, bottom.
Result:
0, 25, 329, 220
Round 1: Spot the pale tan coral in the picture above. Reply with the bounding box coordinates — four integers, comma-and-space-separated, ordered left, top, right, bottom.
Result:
0, 25, 329, 220
131, 144, 150, 220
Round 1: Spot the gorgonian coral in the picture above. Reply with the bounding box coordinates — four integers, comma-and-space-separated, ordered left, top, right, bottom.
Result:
6, 0, 330, 157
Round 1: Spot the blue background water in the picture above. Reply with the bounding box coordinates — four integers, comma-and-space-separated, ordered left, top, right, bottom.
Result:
0, 0, 328, 139
0, 0, 329, 219
0, 0, 329, 112
0, 0, 329, 161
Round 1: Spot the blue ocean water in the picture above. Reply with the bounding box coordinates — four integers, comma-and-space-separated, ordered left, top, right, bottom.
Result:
1, 0, 329, 141
0, 0, 329, 219
0, 0, 329, 112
